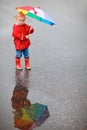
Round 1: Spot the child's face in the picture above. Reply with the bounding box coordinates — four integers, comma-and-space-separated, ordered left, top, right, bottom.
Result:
16, 16, 25, 25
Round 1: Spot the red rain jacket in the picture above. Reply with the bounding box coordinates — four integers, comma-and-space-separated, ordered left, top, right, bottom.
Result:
12, 23, 34, 50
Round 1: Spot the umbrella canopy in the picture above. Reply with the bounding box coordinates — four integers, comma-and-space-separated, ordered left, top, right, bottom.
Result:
16, 6, 55, 26
14, 103, 50, 129
25, 103, 50, 124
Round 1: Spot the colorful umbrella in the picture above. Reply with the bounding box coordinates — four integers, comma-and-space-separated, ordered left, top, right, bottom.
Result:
25, 103, 50, 128
13, 104, 50, 129
16, 6, 55, 26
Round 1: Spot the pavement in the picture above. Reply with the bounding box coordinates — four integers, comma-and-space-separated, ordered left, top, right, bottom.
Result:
0, 0, 87, 130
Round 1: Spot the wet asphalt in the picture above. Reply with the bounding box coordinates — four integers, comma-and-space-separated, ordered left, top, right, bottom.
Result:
0, 0, 87, 130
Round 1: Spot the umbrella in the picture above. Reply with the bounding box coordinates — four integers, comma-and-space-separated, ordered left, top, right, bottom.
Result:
25, 103, 50, 127
14, 103, 50, 129
16, 6, 55, 26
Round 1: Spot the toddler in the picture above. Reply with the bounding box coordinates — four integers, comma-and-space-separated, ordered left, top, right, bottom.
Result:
12, 12, 34, 70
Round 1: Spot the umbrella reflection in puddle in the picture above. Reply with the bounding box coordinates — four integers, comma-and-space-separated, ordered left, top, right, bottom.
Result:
11, 70, 50, 130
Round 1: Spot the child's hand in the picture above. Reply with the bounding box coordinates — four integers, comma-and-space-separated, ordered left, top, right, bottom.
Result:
30, 26, 34, 34
30, 26, 33, 31
26, 35, 29, 39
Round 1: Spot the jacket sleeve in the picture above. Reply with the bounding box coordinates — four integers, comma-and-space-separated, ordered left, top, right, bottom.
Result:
12, 25, 26, 40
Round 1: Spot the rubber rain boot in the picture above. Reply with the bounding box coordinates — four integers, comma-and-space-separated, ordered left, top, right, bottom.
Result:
15, 58, 22, 70
25, 58, 31, 70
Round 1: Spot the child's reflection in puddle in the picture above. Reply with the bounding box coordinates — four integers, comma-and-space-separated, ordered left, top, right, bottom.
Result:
11, 69, 50, 130
11, 70, 32, 130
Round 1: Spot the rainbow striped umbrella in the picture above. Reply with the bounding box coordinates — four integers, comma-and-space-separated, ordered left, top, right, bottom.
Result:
16, 6, 55, 26
14, 103, 50, 129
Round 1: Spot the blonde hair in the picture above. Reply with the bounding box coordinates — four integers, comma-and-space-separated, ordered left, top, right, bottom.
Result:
14, 12, 26, 20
